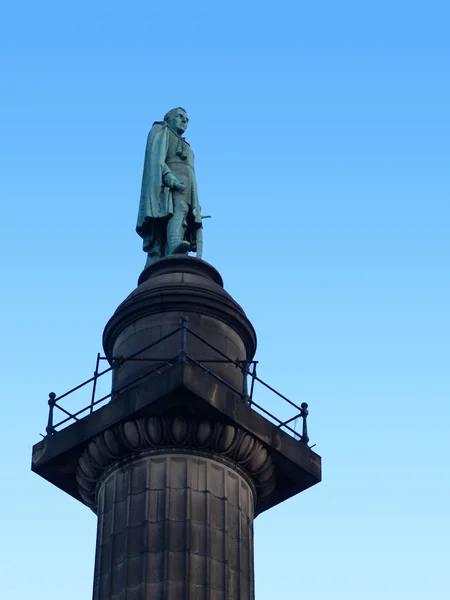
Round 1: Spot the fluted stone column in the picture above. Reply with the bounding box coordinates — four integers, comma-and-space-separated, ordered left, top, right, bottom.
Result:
94, 453, 254, 600
77, 415, 276, 600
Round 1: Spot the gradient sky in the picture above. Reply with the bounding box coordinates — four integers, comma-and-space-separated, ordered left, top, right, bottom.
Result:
1, 1, 449, 598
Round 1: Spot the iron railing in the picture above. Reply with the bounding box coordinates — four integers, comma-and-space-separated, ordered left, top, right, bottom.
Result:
43, 317, 312, 446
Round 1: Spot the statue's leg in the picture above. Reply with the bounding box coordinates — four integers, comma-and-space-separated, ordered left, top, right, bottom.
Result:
167, 194, 190, 255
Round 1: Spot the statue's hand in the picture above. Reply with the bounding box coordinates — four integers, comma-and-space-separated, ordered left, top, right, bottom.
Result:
163, 172, 185, 191
173, 180, 186, 191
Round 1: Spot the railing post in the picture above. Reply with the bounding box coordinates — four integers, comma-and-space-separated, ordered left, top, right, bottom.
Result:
179, 316, 188, 363
249, 361, 257, 404
90, 353, 101, 413
111, 356, 123, 402
46, 392, 56, 436
300, 402, 309, 445
241, 361, 250, 405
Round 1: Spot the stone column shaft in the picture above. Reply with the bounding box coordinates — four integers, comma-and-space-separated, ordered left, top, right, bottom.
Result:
93, 453, 255, 600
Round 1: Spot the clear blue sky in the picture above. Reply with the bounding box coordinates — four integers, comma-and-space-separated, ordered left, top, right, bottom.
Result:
1, 1, 449, 598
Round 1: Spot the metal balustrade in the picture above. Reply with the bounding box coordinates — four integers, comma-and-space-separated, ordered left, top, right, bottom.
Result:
43, 317, 312, 446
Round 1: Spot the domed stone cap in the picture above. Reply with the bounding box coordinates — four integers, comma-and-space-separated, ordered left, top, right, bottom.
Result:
103, 256, 257, 364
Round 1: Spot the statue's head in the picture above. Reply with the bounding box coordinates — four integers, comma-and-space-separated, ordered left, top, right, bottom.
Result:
164, 107, 189, 135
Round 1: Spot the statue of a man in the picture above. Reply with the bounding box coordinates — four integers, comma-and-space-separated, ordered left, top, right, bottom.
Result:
136, 107, 202, 266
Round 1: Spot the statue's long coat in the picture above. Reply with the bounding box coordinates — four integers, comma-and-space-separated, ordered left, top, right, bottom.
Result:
136, 121, 201, 249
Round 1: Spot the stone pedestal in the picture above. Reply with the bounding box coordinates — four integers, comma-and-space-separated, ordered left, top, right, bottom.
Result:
103, 256, 256, 401
31, 256, 322, 600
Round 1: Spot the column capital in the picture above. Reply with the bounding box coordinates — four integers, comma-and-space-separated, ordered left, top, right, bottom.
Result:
77, 414, 276, 512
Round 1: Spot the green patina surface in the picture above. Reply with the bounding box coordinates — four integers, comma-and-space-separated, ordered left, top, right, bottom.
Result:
136, 108, 205, 267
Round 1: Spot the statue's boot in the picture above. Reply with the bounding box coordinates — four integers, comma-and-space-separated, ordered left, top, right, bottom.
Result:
168, 239, 191, 254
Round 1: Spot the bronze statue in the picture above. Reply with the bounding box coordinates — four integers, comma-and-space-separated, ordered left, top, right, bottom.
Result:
136, 108, 203, 266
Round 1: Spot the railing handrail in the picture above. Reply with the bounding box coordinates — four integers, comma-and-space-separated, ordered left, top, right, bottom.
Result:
44, 318, 312, 446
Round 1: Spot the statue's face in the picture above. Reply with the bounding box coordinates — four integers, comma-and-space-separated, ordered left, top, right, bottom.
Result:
166, 110, 189, 135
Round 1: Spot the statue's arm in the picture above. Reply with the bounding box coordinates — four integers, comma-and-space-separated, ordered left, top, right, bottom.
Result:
162, 171, 178, 188
163, 171, 185, 191
143, 123, 185, 192
161, 162, 185, 192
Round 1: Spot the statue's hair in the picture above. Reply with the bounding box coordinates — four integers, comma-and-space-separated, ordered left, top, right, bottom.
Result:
164, 107, 188, 122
